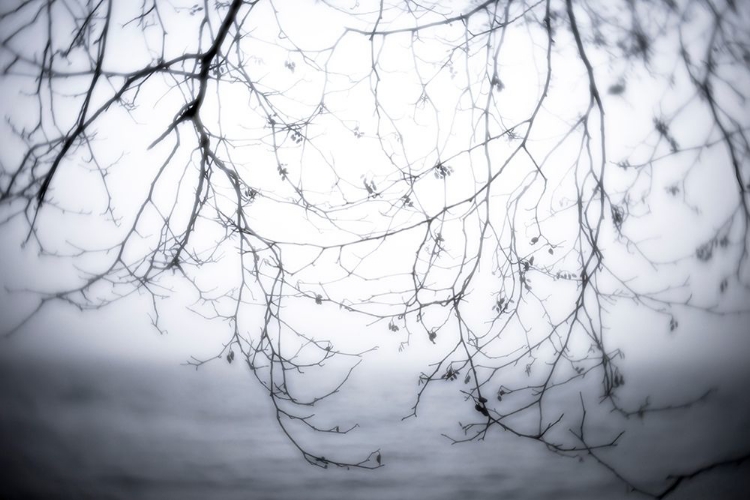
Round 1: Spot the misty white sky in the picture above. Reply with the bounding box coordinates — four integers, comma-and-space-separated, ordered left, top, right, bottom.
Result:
0, 0, 747, 415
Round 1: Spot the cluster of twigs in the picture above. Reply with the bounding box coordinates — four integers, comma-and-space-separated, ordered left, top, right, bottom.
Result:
1, 0, 748, 493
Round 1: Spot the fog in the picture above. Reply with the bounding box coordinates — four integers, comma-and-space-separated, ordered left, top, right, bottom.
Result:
2, 0, 750, 498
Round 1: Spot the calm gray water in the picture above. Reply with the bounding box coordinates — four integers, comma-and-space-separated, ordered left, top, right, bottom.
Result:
1, 353, 749, 500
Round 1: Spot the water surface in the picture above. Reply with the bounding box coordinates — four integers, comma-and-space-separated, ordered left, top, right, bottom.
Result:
1, 353, 748, 499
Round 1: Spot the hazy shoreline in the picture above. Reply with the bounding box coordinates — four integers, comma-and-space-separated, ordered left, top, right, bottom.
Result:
2, 348, 749, 500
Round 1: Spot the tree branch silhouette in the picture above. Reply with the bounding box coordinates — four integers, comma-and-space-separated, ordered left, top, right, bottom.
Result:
1, 0, 748, 490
